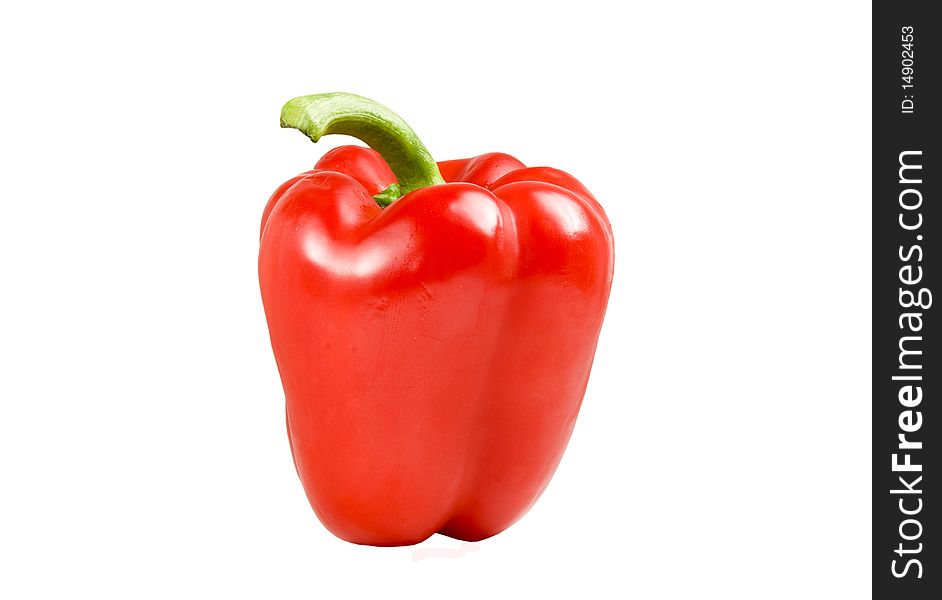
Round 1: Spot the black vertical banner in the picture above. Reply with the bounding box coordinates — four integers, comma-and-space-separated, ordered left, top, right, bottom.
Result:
874, 2, 940, 597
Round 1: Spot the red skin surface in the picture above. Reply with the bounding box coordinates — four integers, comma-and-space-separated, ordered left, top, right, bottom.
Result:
259, 146, 613, 545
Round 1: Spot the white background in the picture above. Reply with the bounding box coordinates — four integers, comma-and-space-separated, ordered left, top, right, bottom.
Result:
0, 1, 871, 597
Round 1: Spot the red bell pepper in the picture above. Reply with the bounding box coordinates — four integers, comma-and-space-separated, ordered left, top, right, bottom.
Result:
259, 93, 614, 546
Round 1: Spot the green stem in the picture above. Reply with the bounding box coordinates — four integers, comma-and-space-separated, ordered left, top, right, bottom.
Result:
280, 93, 444, 202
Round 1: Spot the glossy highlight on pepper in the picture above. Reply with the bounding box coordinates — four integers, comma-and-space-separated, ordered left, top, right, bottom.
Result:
259, 93, 614, 546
